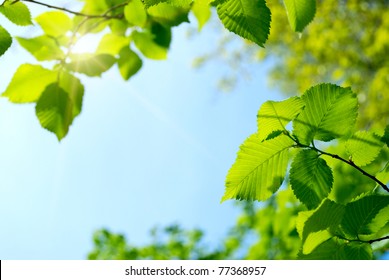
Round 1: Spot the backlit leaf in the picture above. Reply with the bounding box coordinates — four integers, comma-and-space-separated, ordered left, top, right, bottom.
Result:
35, 83, 74, 140
293, 83, 358, 145
2, 64, 57, 103
16, 36, 64, 61
299, 238, 372, 260
0, 25, 12, 56
0, 1, 32, 26
192, 0, 212, 31
345, 131, 384, 166
223, 134, 294, 202
58, 72, 84, 119
118, 47, 143, 80
132, 31, 168, 60
66, 54, 116, 76
125, 0, 148, 27
143, 0, 193, 8
283, 0, 316, 32
96, 33, 130, 56
148, 3, 190, 27
257, 96, 304, 141
35, 11, 72, 37
290, 149, 333, 209
216, 0, 271, 47
377, 162, 389, 185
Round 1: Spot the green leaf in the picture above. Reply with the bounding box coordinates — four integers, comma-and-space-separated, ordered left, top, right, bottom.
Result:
192, 0, 212, 31
216, 0, 271, 47
118, 47, 143, 80
148, 3, 190, 27
345, 131, 384, 166
66, 54, 116, 77
125, 0, 148, 27
302, 199, 344, 242
16, 35, 64, 61
283, 0, 316, 32
377, 162, 389, 185
0, 25, 12, 56
96, 33, 130, 56
341, 195, 389, 239
223, 134, 294, 202
143, 0, 193, 8
293, 83, 358, 145
290, 149, 333, 209
132, 31, 168, 60
35, 83, 74, 140
257, 96, 304, 141
0, 1, 32, 26
382, 125, 389, 147
299, 238, 372, 260
35, 11, 72, 37
58, 72, 84, 119
2, 64, 57, 103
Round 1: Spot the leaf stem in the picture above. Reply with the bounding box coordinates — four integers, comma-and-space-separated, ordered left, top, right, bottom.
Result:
287, 132, 389, 193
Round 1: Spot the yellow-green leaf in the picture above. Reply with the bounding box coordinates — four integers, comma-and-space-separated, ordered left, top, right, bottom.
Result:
118, 47, 143, 80
35, 11, 72, 37
66, 54, 116, 76
283, 0, 316, 32
16, 35, 64, 61
96, 33, 130, 56
132, 31, 168, 60
125, 0, 148, 27
0, 1, 32, 26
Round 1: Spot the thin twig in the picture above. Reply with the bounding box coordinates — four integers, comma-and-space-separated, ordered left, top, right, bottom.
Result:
286, 132, 389, 193
368, 235, 389, 244
22, 0, 124, 19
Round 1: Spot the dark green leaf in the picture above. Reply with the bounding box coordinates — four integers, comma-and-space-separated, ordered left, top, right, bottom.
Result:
216, 0, 271, 47
0, 25, 12, 56
35, 83, 74, 140
290, 149, 333, 209
341, 195, 389, 239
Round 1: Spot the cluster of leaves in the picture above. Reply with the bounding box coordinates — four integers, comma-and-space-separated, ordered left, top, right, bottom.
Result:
223, 83, 389, 259
0, 0, 318, 140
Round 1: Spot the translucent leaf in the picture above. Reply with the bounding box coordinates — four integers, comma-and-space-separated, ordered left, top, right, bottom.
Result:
0, 1, 32, 26
216, 0, 271, 47
283, 0, 316, 32
382, 125, 389, 147
118, 47, 143, 80
125, 0, 148, 27
96, 33, 130, 56
192, 0, 212, 31
58, 72, 84, 119
132, 31, 168, 60
35, 83, 74, 140
341, 195, 389, 239
257, 96, 304, 141
293, 83, 358, 145
302, 199, 345, 242
345, 131, 384, 166
148, 3, 190, 27
35, 11, 72, 37
66, 54, 116, 77
143, 0, 193, 8
2, 64, 57, 103
296, 210, 313, 238
223, 134, 294, 202
299, 238, 372, 260
0, 25, 12, 56
16, 36, 64, 61
377, 162, 389, 185
303, 230, 332, 254
290, 149, 333, 209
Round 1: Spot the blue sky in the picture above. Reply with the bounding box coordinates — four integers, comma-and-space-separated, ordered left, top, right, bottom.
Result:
0, 2, 282, 259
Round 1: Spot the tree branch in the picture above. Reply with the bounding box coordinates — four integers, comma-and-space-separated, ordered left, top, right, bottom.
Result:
368, 235, 389, 244
286, 133, 389, 193
21, 0, 125, 19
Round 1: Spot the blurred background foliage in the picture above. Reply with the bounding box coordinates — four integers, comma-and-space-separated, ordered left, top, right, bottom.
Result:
88, 0, 389, 260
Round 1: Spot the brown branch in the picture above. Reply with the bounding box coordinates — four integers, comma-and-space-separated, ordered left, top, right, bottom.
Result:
21, 0, 125, 19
